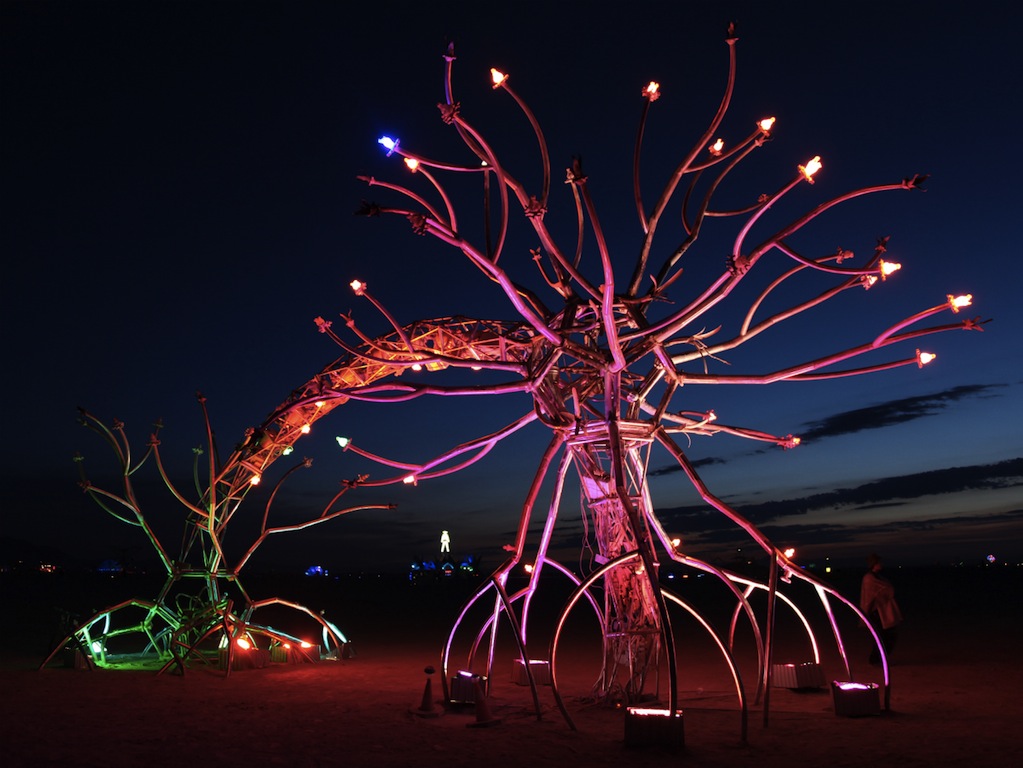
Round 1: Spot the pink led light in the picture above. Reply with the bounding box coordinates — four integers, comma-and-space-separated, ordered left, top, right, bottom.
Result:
627, 707, 683, 717
835, 681, 874, 691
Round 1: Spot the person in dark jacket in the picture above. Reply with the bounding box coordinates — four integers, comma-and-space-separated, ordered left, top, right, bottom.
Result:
860, 553, 902, 664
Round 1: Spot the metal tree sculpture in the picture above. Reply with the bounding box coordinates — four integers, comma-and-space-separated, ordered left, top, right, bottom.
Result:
41, 404, 393, 674
47, 29, 982, 736
335, 34, 981, 728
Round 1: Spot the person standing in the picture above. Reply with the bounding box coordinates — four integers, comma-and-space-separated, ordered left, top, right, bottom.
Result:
860, 553, 903, 664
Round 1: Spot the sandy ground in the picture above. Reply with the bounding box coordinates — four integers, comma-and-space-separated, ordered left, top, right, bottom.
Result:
1, 567, 1019, 767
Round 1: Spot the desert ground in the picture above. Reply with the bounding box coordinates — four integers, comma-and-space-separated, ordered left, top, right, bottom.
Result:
1, 565, 1019, 767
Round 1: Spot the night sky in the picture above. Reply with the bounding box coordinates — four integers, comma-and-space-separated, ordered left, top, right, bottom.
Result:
3, 1, 1021, 575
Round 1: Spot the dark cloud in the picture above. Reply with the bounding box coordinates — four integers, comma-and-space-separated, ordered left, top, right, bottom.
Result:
646, 385, 1007, 476
648, 456, 724, 477
660, 503, 1023, 566
796, 384, 1005, 443
655, 457, 1023, 530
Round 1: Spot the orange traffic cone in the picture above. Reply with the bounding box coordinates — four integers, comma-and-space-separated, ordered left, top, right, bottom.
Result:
467, 678, 501, 727
410, 666, 442, 718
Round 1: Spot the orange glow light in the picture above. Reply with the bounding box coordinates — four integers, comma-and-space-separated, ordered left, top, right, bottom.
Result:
300, 641, 313, 649
948, 294, 973, 312
490, 68, 507, 87
917, 349, 936, 367
783, 547, 796, 559
880, 260, 901, 278
404, 157, 419, 172
249, 474, 261, 486
758, 117, 776, 133
236, 638, 251, 650
710, 138, 724, 155
300, 423, 311, 434
799, 156, 822, 183
350, 279, 366, 295
643, 81, 660, 101
403, 474, 417, 485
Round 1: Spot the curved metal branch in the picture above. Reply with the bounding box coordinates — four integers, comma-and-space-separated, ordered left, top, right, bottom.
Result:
629, 32, 739, 296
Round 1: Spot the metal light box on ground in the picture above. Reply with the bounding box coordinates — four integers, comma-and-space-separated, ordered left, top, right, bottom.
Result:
624, 707, 685, 750
831, 681, 881, 716
773, 662, 826, 689
512, 659, 551, 685
450, 671, 487, 703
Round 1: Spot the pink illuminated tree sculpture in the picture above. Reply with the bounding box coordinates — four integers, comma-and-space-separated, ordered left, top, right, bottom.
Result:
334, 34, 982, 729
47, 28, 983, 736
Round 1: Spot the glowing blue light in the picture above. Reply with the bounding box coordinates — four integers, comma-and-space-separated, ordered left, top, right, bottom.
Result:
378, 136, 399, 155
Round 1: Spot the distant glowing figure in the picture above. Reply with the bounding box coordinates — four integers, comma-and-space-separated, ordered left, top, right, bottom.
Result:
440, 530, 451, 553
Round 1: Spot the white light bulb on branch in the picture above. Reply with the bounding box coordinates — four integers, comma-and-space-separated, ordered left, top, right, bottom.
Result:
948, 294, 972, 312
799, 156, 822, 183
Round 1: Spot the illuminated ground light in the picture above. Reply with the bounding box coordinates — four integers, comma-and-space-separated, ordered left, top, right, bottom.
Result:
772, 662, 825, 689
831, 681, 881, 717
624, 707, 685, 750
512, 659, 551, 686
450, 670, 487, 704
